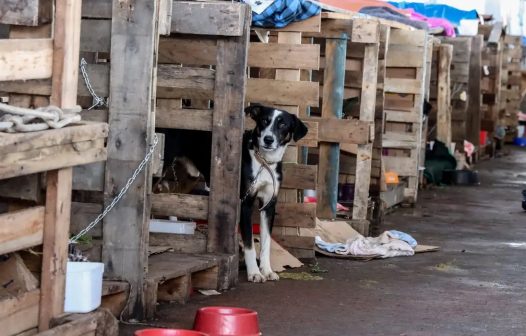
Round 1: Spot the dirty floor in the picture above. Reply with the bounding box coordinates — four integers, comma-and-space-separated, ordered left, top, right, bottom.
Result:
122, 147, 526, 336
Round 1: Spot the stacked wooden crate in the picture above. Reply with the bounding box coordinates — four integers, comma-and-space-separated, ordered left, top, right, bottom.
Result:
440, 37, 472, 150
0, 0, 112, 334
382, 29, 429, 204
500, 35, 523, 141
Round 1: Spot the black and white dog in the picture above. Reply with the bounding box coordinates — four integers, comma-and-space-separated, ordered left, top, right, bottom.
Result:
240, 104, 308, 282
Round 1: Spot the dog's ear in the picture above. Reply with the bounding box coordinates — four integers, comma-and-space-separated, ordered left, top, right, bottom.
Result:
292, 115, 308, 142
245, 104, 262, 120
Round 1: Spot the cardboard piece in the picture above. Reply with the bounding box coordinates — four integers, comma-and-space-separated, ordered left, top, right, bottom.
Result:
254, 236, 303, 272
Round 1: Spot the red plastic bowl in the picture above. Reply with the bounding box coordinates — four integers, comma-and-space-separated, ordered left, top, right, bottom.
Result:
193, 307, 260, 336
135, 329, 209, 336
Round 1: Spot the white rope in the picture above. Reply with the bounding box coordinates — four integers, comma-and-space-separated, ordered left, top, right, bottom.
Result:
0, 102, 82, 133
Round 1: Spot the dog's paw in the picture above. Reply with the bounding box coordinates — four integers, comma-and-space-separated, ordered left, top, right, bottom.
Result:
247, 272, 266, 283
263, 271, 280, 281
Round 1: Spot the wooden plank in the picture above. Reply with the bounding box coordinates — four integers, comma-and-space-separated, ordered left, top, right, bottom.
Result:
171, 1, 247, 36
82, 0, 112, 19
385, 45, 425, 67
351, 19, 379, 44
437, 44, 453, 145
270, 15, 321, 33
282, 163, 317, 190
0, 207, 45, 255
488, 22, 503, 44
156, 107, 212, 131
0, 174, 42, 202
0, 289, 40, 336
156, 65, 215, 100
102, 0, 158, 321
0, 38, 53, 81
385, 110, 419, 123
383, 156, 418, 176
150, 231, 207, 254
303, 117, 371, 145
246, 78, 319, 107
8, 23, 51, 38
158, 37, 217, 65
248, 43, 320, 70
151, 193, 209, 220
384, 78, 422, 94
70, 202, 103, 237
80, 19, 111, 52
158, 0, 173, 35
274, 203, 316, 228
353, 41, 379, 225
207, 7, 250, 261
0, 0, 52, 26
389, 29, 427, 46
317, 37, 346, 219
39, 168, 73, 331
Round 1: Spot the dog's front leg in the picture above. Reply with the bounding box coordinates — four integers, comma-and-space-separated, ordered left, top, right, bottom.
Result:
240, 196, 266, 283
259, 198, 279, 281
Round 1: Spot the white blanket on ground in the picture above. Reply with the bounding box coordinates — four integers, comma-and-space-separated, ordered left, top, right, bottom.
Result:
315, 231, 415, 258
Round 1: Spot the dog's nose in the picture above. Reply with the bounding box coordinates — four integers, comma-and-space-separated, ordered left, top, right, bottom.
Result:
263, 136, 274, 146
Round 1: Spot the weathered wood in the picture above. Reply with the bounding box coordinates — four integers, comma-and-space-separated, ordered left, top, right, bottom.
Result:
70, 202, 103, 237
353, 41, 379, 226
246, 78, 319, 107
0, 206, 44, 255
249, 43, 320, 70
207, 6, 250, 260
0, 289, 40, 336
39, 168, 73, 331
158, 36, 217, 65
156, 107, 212, 131
150, 231, 207, 254
0, 38, 53, 81
156, 65, 215, 100
0, 174, 42, 202
282, 163, 317, 190
171, 1, 247, 36
151, 193, 209, 220
317, 37, 346, 219
0, 0, 52, 26
158, 0, 173, 35
102, 0, 158, 321
82, 0, 112, 19
436, 44, 453, 145
80, 19, 111, 52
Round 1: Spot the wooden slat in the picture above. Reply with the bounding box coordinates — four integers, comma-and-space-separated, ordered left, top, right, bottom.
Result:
305, 118, 371, 145
159, 37, 217, 65
82, 0, 112, 18
0, 38, 53, 81
246, 78, 319, 107
282, 163, 317, 189
171, 1, 247, 36
156, 107, 212, 131
248, 43, 320, 70
0, 289, 40, 336
274, 203, 316, 228
0, 207, 45, 255
384, 78, 422, 94
156, 65, 215, 100
436, 44, 453, 145
385, 110, 420, 123
389, 29, 427, 46
151, 193, 209, 220
269, 15, 321, 33
0, 0, 52, 26
383, 156, 418, 176
385, 45, 426, 67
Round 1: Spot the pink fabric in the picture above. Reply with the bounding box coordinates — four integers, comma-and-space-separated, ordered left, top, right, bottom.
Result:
408, 9, 456, 37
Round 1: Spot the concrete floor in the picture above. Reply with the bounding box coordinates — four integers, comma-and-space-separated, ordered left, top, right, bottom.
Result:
123, 147, 526, 336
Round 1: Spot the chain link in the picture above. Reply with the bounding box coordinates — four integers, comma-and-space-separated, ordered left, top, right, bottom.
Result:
69, 134, 159, 244
80, 58, 108, 110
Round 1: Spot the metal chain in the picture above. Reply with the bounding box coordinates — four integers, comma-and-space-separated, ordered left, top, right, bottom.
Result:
80, 58, 108, 110
69, 134, 159, 244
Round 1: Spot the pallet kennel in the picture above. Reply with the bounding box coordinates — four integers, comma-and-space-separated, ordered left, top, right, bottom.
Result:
0, 0, 112, 335
500, 35, 523, 142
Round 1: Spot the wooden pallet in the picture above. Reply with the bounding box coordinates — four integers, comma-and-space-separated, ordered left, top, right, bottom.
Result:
429, 43, 453, 145
382, 28, 429, 204
145, 253, 220, 319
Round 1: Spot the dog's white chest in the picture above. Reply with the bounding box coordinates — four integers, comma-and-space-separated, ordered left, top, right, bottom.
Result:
249, 150, 280, 200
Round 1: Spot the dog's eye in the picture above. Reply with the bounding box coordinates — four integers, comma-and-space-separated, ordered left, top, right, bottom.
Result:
278, 122, 285, 129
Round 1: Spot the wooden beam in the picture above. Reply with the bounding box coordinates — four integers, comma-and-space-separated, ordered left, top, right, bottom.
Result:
282, 163, 317, 190
151, 193, 209, 220
467, 36, 483, 148
248, 43, 320, 70
246, 78, 319, 107
102, 0, 158, 321
171, 1, 247, 36
0, 289, 40, 335
207, 5, 250, 264
436, 44, 453, 145
0, 38, 53, 81
0, 0, 52, 26
156, 107, 212, 131
156, 65, 215, 100
317, 37, 346, 219
0, 207, 45, 255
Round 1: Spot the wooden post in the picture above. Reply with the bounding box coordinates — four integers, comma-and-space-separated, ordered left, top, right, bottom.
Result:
38, 0, 81, 330
207, 6, 250, 273
103, 0, 158, 320
437, 44, 453, 145
317, 36, 347, 219
352, 41, 379, 225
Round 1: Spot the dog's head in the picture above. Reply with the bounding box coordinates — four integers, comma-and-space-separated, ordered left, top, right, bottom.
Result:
245, 104, 308, 152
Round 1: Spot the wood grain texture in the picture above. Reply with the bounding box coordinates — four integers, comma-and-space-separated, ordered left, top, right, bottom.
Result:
80, 19, 111, 52
0, 206, 44, 255
246, 78, 319, 107
151, 193, 209, 220
156, 107, 212, 131
248, 43, 320, 70
159, 36, 217, 65
282, 163, 317, 190
0, 0, 52, 26
0, 289, 40, 335
436, 44, 453, 145
157, 65, 215, 100
467, 36, 483, 147
207, 6, 250, 259
0, 38, 53, 81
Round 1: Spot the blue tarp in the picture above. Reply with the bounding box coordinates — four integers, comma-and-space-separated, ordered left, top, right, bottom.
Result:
388, 2, 478, 26
249, 0, 321, 28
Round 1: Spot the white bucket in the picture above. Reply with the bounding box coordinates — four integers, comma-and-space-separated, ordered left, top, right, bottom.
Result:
64, 262, 104, 313
518, 125, 525, 138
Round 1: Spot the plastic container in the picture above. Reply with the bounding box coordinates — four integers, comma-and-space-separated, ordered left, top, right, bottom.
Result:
135, 329, 209, 336
193, 307, 260, 336
64, 262, 104, 313
514, 137, 526, 147
150, 219, 196, 234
